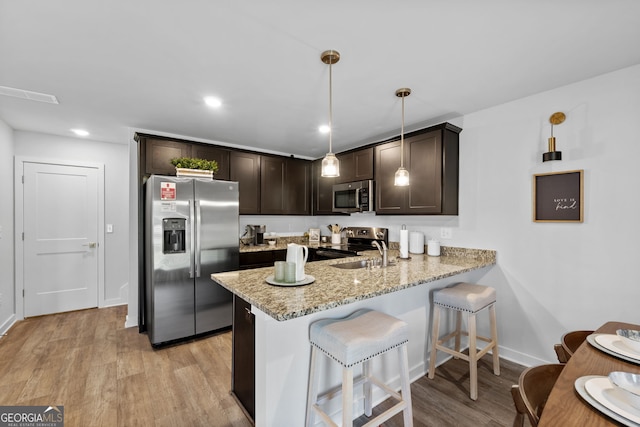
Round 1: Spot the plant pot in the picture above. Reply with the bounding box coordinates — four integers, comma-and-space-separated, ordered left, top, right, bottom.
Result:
175, 168, 214, 179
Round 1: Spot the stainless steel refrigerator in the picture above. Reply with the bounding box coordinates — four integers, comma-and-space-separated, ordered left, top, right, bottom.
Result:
145, 175, 239, 346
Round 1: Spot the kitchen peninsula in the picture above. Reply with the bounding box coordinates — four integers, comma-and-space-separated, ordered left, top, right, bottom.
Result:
212, 247, 496, 426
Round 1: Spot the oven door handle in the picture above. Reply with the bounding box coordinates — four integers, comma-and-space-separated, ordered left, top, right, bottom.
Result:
315, 250, 353, 259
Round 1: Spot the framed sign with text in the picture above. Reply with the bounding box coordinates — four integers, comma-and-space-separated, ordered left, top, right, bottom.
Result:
533, 170, 584, 222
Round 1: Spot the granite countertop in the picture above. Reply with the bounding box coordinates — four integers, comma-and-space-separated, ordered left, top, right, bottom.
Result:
212, 247, 496, 321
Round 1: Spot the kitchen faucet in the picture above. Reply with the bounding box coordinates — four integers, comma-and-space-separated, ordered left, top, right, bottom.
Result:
372, 241, 388, 267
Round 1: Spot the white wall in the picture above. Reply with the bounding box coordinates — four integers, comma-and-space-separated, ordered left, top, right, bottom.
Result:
457, 64, 640, 364
0, 119, 15, 334
14, 132, 130, 307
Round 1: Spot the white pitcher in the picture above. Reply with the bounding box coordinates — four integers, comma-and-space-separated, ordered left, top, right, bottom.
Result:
286, 243, 308, 281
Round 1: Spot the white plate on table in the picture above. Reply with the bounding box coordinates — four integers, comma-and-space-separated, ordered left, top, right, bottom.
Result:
575, 375, 640, 426
265, 274, 315, 287
588, 334, 640, 364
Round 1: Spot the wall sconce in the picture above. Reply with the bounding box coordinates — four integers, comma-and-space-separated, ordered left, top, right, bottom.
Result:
543, 112, 565, 162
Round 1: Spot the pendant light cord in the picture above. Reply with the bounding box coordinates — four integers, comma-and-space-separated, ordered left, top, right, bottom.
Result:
329, 60, 333, 154
400, 93, 405, 168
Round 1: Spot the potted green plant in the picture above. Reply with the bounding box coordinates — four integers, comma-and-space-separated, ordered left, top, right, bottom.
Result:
170, 157, 219, 178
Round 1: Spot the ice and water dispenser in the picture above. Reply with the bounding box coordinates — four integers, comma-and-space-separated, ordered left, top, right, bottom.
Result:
163, 218, 186, 254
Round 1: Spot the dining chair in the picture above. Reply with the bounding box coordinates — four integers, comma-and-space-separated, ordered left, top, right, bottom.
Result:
554, 330, 594, 363
510, 363, 565, 427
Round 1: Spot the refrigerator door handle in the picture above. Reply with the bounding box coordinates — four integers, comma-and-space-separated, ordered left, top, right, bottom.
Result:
189, 200, 195, 278
195, 200, 202, 278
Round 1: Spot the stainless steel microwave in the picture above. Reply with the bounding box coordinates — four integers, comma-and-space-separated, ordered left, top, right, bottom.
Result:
332, 180, 374, 213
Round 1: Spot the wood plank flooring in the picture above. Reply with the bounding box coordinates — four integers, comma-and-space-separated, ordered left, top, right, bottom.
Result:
0, 306, 526, 426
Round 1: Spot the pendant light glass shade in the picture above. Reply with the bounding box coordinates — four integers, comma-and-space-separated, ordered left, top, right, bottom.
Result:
394, 88, 411, 186
321, 152, 339, 177
320, 50, 340, 178
394, 166, 410, 186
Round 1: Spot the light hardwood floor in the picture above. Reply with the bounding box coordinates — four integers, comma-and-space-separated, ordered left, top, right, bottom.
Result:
0, 306, 525, 426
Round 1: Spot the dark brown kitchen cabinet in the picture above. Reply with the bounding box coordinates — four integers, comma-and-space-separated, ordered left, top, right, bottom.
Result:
141, 136, 231, 180
144, 138, 192, 175
191, 145, 230, 180
230, 151, 261, 215
260, 156, 311, 215
232, 294, 255, 421
336, 147, 374, 183
311, 159, 336, 215
239, 249, 286, 270
375, 123, 460, 215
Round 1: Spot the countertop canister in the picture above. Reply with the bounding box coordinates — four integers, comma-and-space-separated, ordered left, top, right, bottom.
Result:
409, 231, 425, 254
427, 239, 441, 257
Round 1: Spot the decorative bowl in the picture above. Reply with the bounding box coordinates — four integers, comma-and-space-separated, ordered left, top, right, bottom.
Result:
617, 329, 640, 353
608, 371, 640, 409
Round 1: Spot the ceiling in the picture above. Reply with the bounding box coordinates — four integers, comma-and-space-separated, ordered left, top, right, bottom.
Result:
1, 1, 640, 159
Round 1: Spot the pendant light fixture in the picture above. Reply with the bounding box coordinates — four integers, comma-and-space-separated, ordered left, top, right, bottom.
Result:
320, 50, 340, 177
394, 88, 411, 186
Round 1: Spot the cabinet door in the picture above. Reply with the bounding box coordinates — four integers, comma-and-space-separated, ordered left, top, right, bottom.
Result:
312, 159, 335, 215
335, 147, 373, 184
336, 152, 355, 183
232, 295, 255, 420
192, 145, 230, 180
406, 131, 443, 214
230, 152, 261, 215
145, 138, 191, 175
260, 156, 286, 214
375, 140, 407, 213
353, 147, 374, 181
285, 158, 311, 215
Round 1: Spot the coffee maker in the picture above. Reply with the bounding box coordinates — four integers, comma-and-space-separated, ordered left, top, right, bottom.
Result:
246, 224, 266, 246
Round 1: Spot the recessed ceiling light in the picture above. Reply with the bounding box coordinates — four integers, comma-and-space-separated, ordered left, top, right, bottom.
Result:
204, 96, 222, 108
318, 125, 330, 134
71, 129, 89, 137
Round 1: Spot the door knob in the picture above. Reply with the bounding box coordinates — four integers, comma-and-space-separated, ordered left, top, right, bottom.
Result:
82, 242, 97, 248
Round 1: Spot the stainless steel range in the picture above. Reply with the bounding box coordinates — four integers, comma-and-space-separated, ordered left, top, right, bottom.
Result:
313, 227, 388, 260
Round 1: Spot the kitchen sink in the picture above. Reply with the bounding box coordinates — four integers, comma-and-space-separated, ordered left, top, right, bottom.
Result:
331, 260, 369, 269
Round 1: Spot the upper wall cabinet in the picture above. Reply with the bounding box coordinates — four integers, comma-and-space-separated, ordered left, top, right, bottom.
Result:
375, 123, 461, 215
230, 151, 261, 215
311, 159, 336, 215
261, 156, 311, 215
192, 145, 230, 180
141, 135, 231, 180
335, 147, 374, 184
144, 138, 192, 175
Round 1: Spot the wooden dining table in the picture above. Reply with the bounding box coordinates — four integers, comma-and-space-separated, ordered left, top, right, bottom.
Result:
539, 321, 640, 426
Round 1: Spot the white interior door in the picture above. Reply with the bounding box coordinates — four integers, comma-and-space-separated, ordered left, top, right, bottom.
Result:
23, 162, 99, 317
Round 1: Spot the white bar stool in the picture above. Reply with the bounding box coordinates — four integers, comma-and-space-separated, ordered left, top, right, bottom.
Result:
427, 282, 500, 400
305, 309, 413, 427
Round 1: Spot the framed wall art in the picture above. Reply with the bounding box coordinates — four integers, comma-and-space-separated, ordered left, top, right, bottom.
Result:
533, 170, 584, 222
308, 228, 320, 243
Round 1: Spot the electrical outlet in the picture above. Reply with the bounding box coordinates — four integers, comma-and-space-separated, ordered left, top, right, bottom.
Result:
440, 227, 453, 239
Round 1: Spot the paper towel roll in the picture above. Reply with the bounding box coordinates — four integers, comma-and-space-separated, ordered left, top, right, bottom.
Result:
399, 229, 409, 258
409, 232, 425, 254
